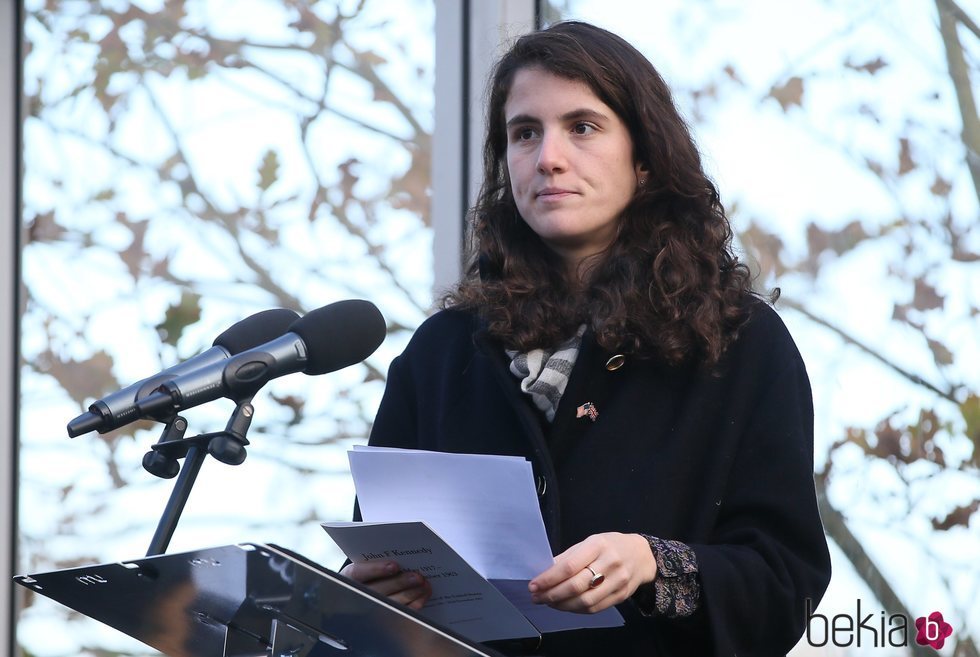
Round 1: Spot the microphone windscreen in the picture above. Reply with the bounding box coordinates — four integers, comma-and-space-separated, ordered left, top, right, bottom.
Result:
212, 308, 300, 354
291, 300, 386, 375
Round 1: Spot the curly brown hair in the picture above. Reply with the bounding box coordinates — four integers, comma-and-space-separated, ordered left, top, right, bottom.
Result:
443, 21, 763, 366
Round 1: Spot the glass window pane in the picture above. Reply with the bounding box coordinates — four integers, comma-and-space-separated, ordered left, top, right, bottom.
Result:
544, 0, 980, 649
19, 1, 434, 653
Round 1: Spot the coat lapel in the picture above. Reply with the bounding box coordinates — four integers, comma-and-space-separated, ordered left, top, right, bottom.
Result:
473, 327, 564, 551
548, 330, 621, 467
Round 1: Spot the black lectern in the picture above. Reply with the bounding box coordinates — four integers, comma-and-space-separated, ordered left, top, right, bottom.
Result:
14, 543, 509, 657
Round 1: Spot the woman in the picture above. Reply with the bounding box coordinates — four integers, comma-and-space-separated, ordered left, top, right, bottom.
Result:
343, 20, 831, 656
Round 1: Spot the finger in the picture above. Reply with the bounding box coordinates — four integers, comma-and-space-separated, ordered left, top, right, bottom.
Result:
404, 582, 434, 611
548, 586, 620, 614
342, 560, 400, 584
387, 576, 432, 609
532, 564, 604, 604
530, 542, 601, 592
546, 567, 629, 613
371, 570, 427, 597
389, 583, 430, 607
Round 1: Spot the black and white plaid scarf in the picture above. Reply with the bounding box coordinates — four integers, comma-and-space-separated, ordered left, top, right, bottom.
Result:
506, 325, 586, 422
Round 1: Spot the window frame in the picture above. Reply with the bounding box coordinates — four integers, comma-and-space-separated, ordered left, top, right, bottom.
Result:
433, 0, 535, 292
4, 2, 537, 653
1, 1, 21, 654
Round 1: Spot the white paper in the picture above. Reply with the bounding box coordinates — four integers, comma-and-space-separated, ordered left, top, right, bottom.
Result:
488, 579, 625, 633
323, 521, 540, 642
348, 447, 553, 579
339, 446, 625, 639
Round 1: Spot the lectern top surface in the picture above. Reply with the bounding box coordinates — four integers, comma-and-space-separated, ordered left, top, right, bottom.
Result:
15, 543, 508, 657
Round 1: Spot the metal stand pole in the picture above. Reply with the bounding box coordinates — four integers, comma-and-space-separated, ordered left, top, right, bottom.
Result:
143, 399, 254, 556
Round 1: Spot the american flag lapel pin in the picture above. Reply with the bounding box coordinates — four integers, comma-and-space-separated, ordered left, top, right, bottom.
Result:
576, 402, 599, 422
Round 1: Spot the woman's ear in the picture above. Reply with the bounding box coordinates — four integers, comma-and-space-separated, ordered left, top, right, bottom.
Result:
635, 163, 649, 187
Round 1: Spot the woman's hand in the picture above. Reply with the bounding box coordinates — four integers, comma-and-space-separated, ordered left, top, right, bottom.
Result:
528, 532, 657, 613
340, 560, 432, 611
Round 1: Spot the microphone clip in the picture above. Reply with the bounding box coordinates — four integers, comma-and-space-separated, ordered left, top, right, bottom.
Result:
143, 398, 256, 557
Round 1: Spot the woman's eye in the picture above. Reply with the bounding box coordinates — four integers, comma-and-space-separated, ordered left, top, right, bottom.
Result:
516, 128, 536, 141
573, 122, 596, 135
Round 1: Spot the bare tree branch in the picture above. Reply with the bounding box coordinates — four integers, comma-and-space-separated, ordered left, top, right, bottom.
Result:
779, 296, 961, 403
815, 477, 972, 657
937, 0, 980, 41
212, 58, 419, 145
936, 0, 980, 205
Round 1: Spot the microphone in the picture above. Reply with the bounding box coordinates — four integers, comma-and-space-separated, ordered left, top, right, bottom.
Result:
66, 308, 301, 438
134, 299, 386, 419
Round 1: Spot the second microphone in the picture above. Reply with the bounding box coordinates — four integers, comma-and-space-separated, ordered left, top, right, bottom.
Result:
136, 299, 386, 420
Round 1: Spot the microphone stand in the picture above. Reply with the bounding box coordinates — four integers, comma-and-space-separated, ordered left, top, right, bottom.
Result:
143, 396, 255, 557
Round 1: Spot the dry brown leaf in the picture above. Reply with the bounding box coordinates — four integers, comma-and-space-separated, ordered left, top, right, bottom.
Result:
738, 221, 787, 278
931, 500, 980, 531
768, 76, 804, 111
26, 211, 66, 243
897, 137, 916, 175
912, 278, 944, 311
39, 349, 117, 407
845, 56, 888, 75
930, 175, 952, 197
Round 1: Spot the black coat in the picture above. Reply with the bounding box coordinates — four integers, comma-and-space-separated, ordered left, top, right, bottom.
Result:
368, 303, 831, 656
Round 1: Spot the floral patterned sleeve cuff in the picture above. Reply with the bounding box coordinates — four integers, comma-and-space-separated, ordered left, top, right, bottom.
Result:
632, 535, 701, 619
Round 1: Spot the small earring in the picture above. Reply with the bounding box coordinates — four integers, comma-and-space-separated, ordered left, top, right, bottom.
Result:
639, 178, 646, 186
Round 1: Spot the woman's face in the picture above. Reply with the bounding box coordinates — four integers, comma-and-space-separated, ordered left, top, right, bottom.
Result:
504, 67, 642, 267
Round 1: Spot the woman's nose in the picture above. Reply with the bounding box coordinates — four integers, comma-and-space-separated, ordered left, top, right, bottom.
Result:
536, 131, 568, 174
